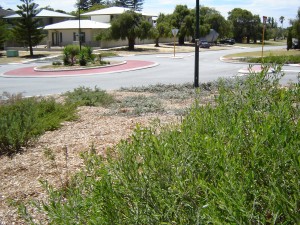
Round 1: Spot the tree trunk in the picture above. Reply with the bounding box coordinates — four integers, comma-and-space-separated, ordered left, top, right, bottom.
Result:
28, 36, 34, 56
155, 38, 159, 47
128, 38, 135, 51
178, 36, 185, 45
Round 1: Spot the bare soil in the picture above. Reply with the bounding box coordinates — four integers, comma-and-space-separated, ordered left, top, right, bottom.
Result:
0, 44, 221, 224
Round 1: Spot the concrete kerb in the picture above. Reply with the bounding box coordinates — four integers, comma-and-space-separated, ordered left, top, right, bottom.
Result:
33, 61, 127, 72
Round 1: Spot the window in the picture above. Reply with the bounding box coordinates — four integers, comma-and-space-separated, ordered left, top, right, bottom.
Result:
60, 32, 63, 43
73, 32, 77, 41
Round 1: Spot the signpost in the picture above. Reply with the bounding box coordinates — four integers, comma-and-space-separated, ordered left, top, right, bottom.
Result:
261, 16, 267, 64
194, 0, 200, 88
172, 28, 179, 57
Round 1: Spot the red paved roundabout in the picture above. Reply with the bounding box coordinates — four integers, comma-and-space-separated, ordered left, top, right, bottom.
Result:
3, 60, 158, 78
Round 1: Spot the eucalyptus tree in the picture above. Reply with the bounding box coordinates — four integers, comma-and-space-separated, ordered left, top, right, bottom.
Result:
170, 5, 191, 45
290, 7, 300, 49
151, 13, 172, 47
228, 8, 261, 43
101, 11, 152, 50
12, 0, 45, 56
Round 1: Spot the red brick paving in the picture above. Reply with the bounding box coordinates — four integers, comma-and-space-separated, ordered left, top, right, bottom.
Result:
3, 60, 157, 77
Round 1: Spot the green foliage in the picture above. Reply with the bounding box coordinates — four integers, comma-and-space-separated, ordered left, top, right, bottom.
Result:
247, 54, 300, 64
25, 67, 300, 224
108, 11, 152, 50
12, 0, 45, 56
78, 51, 87, 66
52, 61, 62, 66
0, 19, 9, 48
290, 7, 300, 49
64, 86, 115, 107
0, 96, 77, 156
115, 0, 144, 11
287, 28, 293, 50
228, 8, 261, 43
62, 45, 94, 66
63, 45, 80, 66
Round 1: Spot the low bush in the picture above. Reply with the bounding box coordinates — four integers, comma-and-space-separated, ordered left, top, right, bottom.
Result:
0, 97, 77, 156
23, 66, 300, 224
119, 94, 164, 115
247, 54, 300, 64
52, 61, 62, 66
64, 86, 115, 107
63, 45, 80, 66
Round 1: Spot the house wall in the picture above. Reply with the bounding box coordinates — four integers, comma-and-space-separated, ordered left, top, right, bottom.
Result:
40, 17, 73, 26
48, 29, 102, 47
91, 15, 110, 23
100, 37, 174, 49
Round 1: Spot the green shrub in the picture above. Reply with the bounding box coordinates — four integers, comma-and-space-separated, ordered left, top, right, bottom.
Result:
63, 45, 80, 66
52, 61, 62, 66
64, 86, 115, 107
20, 68, 300, 224
78, 52, 87, 66
247, 54, 300, 64
0, 97, 77, 156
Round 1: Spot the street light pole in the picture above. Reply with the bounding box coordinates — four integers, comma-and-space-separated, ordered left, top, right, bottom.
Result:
194, 0, 200, 88
78, 6, 82, 51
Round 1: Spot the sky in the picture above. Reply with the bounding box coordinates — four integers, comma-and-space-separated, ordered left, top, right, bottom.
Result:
1, 0, 299, 27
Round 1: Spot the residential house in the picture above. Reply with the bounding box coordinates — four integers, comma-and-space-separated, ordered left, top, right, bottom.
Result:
4, 9, 75, 47
44, 20, 110, 47
44, 7, 158, 49
0, 8, 15, 18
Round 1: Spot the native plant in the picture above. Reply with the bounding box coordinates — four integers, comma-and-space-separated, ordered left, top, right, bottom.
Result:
21, 66, 300, 224
0, 95, 77, 156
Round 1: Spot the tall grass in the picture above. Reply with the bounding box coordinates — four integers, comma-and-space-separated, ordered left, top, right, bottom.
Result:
21, 67, 300, 224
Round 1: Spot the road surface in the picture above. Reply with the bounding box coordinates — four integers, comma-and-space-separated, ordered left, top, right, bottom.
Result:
0, 46, 299, 97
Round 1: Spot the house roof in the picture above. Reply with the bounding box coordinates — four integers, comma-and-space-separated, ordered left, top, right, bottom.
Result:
36, 9, 75, 18
43, 20, 111, 30
82, 6, 157, 17
4, 9, 75, 19
0, 8, 15, 17
81, 6, 129, 16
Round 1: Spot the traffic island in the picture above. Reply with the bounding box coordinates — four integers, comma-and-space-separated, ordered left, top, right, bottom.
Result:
2, 60, 159, 78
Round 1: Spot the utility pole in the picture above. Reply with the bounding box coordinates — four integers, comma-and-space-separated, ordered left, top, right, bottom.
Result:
194, 0, 200, 88
78, 6, 82, 51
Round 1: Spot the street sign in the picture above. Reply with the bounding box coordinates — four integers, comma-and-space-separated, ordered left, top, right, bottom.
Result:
263, 16, 267, 24
172, 28, 179, 37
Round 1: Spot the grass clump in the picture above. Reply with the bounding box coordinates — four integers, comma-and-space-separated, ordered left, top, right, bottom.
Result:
21, 67, 300, 224
64, 86, 115, 107
0, 95, 76, 156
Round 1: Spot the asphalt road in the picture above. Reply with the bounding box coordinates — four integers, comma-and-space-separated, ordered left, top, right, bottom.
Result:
0, 46, 299, 97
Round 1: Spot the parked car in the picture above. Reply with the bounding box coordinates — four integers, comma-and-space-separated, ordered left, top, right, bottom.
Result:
199, 41, 210, 48
292, 39, 298, 49
219, 38, 235, 45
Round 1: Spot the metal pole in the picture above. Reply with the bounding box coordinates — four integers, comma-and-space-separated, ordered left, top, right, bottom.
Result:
261, 16, 267, 65
79, 6, 82, 51
194, 0, 200, 88
174, 34, 176, 57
